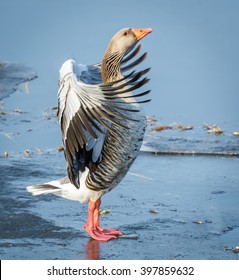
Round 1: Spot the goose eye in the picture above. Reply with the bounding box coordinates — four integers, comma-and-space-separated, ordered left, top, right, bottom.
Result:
123, 32, 128, 36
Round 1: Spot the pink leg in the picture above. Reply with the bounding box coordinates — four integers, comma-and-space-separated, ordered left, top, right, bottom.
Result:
94, 199, 122, 235
83, 199, 122, 242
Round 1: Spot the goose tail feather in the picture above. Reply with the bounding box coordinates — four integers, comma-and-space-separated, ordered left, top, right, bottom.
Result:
26, 184, 61, 196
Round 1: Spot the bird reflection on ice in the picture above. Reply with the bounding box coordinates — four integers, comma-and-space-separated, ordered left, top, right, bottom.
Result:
85, 239, 100, 260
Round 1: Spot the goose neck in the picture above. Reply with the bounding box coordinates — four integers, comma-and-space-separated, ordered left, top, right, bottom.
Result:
101, 51, 124, 83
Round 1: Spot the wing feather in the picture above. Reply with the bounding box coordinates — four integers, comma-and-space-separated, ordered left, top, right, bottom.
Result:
58, 43, 150, 188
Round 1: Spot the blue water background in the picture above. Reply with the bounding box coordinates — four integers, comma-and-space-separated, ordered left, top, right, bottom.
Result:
1, 0, 239, 155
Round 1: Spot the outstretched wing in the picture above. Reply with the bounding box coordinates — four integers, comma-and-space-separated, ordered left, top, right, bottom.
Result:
58, 47, 150, 188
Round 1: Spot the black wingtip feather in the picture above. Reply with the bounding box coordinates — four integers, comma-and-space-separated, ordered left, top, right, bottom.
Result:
121, 44, 142, 65
121, 52, 148, 73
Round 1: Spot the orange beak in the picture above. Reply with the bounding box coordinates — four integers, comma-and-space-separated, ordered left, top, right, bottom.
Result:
132, 28, 153, 41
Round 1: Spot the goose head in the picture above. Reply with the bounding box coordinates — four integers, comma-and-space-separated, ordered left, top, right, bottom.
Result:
106, 28, 153, 55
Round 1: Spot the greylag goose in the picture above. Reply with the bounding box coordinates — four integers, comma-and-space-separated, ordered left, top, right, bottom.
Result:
27, 27, 152, 241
